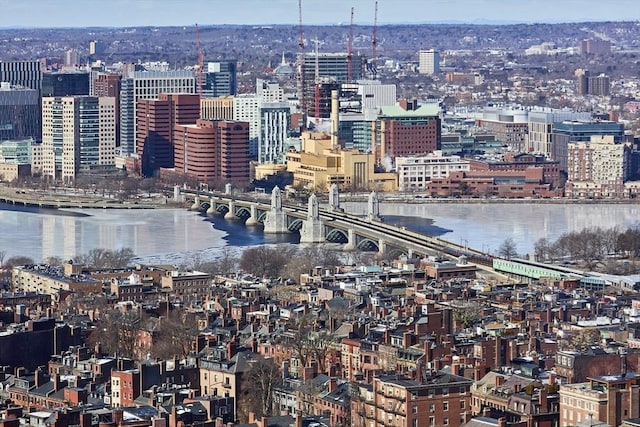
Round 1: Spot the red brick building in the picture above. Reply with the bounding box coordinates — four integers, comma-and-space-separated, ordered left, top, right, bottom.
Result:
136, 93, 200, 177
469, 153, 561, 188
173, 119, 250, 183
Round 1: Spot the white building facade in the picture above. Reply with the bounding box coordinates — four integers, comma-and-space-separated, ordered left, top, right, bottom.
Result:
396, 151, 470, 191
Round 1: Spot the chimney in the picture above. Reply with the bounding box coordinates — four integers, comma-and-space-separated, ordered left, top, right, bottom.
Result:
495, 375, 505, 387
113, 409, 124, 426
498, 417, 507, 427
328, 378, 337, 393
539, 387, 548, 410
34, 367, 47, 388
330, 89, 339, 149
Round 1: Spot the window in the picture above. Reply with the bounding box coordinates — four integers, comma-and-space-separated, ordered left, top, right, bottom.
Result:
460, 400, 465, 409
444, 418, 449, 426
429, 416, 435, 426
412, 405, 418, 414
443, 402, 449, 411
429, 403, 435, 413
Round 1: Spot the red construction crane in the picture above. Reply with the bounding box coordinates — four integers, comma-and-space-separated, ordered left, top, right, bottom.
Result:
195, 23, 204, 97
347, 7, 355, 82
297, 0, 306, 125
372, 0, 378, 79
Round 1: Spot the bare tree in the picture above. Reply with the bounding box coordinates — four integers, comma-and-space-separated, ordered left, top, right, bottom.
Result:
152, 310, 199, 359
88, 308, 143, 359
243, 357, 282, 418
5, 256, 34, 267
498, 238, 518, 260
0, 250, 6, 267
239, 246, 289, 278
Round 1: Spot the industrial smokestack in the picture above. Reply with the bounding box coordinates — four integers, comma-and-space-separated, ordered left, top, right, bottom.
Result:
331, 89, 339, 149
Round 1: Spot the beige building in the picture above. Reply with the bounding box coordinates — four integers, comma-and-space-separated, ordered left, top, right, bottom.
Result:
42, 96, 116, 183
396, 151, 470, 192
285, 131, 397, 192
12, 263, 102, 295
559, 374, 640, 427
200, 96, 234, 120
161, 270, 211, 298
566, 135, 632, 198
0, 163, 30, 182
418, 49, 440, 75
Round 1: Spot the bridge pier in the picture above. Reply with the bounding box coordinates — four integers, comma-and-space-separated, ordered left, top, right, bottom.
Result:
343, 228, 356, 251
300, 194, 324, 243
263, 186, 289, 234
206, 197, 216, 216
367, 191, 381, 222
377, 238, 387, 258
245, 205, 260, 226
224, 201, 238, 220
174, 185, 182, 202
190, 196, 201, 211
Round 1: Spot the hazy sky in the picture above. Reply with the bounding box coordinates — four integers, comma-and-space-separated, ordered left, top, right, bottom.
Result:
0, 0, 639, 28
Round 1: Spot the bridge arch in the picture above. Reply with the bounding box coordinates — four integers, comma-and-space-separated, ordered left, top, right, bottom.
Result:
356, 238, 379, 252
200, 202, 211, 212
325, 229, 348, 243
235, 207, 251, 220
287, 218, 304, 232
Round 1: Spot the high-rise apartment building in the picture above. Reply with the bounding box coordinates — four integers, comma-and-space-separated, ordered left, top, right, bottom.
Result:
64, 49, 80, 67
575, 68, 590, 96
588, 73, 611, 96
579, 38, 612, 55
93, 73, 122, 147
0, 60, 42, 91
256, 79, 284, 103
136, 93, 200, 177
119, 71, 195, 156
566, 135, 631, 198
202, 60, 237, 97
41, 96, 117, 183
173, 119, 250, 182
42, 72, 90, 97
89, 41, 106, 56
0, 82, 41, 141
418, 49, 440, 75
552, 120, 625, 171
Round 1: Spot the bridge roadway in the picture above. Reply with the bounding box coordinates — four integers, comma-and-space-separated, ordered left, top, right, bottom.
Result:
182, 189, 495, 266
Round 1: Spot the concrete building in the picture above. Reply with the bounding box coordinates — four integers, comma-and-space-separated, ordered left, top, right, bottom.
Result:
566, 135, 632, 198
418, 49, 440, 75
551, 120, 625, 171
579, 38, 612, 55
527, 108, 591, 156
256, 79, 284, 103
41, 96, 117, 183
89, 40, 106, 56
42, 72, 90, 97
338, 113, 375, 153
136, 94, 200, 177
0, 60, 42, 91
589, 73, 611, 97
200, 96, 234, 121
63, 49, 80, 67
173, 119, 250, 182
161, 270, 211, 298
92, 73, 122, 147
396, 151, 470, 192
373, 101, 441, 164
340, 80, 397, 113
575, 69, 590, 96
0, 82, 40, 141
202, 60, 237, 97
119, 71, 195, 155
470, 152, 562, 189
233, 94, 261, 159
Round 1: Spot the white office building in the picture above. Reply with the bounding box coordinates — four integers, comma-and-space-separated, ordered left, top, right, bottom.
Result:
418, 49, 440, 75
396, 151, 469, 191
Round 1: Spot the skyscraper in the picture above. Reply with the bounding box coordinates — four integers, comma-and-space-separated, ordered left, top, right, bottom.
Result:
42, 72, 90, 97
202, 60, 237, 97
233, 94, 261, 159
0, 82, 41, 141
418, 49, 440, 75
136, 94, 200, 177
41, 96, 117, 183
119, 71, 196, 156
258, 102, 290, 164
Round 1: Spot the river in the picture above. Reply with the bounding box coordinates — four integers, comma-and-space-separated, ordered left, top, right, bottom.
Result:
0, 201, 638, 264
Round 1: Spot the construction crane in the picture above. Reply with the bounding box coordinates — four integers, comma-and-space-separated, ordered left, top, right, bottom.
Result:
195, 23, 204, 97
372, 0, 378, 79
347, 7, 355, 82
313, 37, 321, 124
297, 0, 306, 126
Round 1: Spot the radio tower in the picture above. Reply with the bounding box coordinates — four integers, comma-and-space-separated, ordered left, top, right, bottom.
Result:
347, 7, 355, 82
195, 23, 204, 97
297, 0, 306, 126
372, 0, 378, 79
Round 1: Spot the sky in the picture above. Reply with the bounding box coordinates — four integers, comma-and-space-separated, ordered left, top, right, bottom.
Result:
0, 0, 639, 28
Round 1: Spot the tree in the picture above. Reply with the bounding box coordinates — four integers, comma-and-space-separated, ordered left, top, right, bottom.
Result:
243, 357, 282, 419
88, 308, 143, 359
533, 238, 550, 262
139, 177, 157, 197
239, 246, 289, 278
561, 328, 601, 352
0, 250, 5, 267
498, 237, 518, 260
152, 309, 199, 359
4, 256, 34, 267
75, 247, 136, 269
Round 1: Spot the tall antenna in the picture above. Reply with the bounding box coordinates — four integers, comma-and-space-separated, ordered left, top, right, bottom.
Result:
297, 0, 306, 125
195, 23, 204, 97
347, 7, 355, 82
372, 0, 378, 79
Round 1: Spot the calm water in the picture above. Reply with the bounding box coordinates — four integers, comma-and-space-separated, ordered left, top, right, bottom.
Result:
0, 201, 638, 264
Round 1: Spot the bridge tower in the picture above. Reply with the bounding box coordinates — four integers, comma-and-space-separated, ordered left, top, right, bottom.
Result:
263, 186, 289, 234
300, 193, 325, 243
328, 183, 341, 212
367, 191, 381, 221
